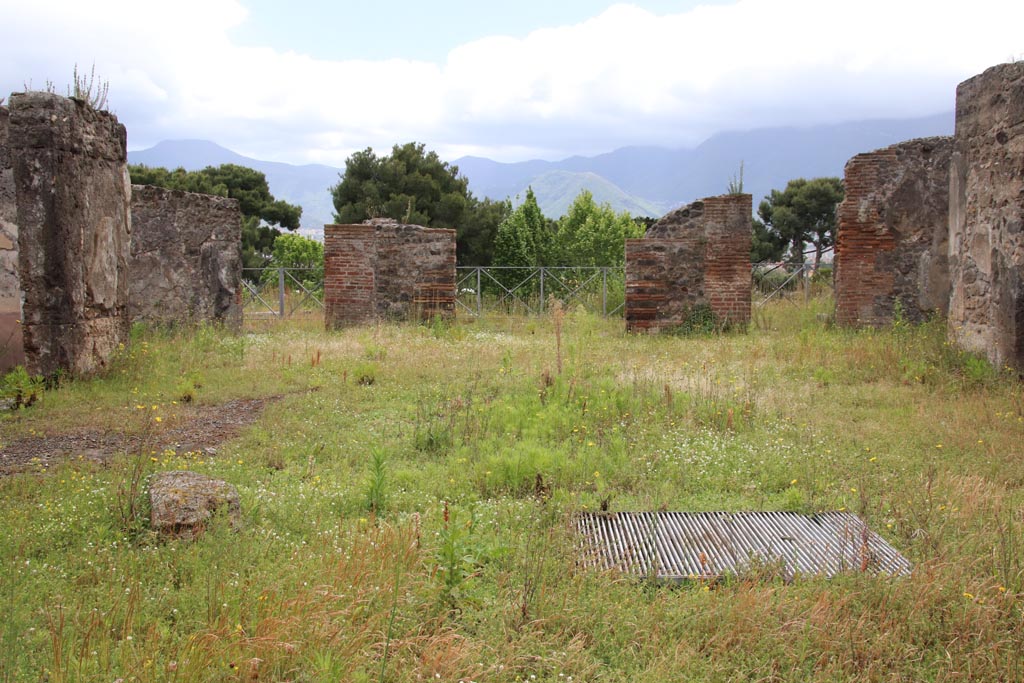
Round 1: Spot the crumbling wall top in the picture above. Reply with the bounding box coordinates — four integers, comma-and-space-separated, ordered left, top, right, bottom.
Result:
7, 91, 126, 161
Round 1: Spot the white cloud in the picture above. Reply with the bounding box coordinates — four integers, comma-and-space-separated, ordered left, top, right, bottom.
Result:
1, 0, 1021, 163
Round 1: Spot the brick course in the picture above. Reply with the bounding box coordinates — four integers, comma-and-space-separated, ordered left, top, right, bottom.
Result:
626, 194, 751, 332
324, 219, 455, 328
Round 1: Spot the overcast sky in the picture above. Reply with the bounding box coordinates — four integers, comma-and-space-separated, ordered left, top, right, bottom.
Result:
2, 0, 1021, 165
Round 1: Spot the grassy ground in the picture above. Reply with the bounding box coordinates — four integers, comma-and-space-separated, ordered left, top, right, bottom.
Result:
1, 299, 1022, 682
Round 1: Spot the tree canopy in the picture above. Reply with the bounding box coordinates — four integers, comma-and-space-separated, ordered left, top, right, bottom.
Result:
554, 191, 644, 267
492, 188, 553, 268
752, 177, 844, 267
330, 142, 508, 266
129, 163, 302, 270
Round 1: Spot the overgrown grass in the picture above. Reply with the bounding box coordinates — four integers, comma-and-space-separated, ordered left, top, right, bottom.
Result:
1, 298, 1023, 682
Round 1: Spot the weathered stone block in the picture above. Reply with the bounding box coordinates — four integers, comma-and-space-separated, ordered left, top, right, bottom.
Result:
129, 185, 242, 326
834, 136, 953, 327
9, 92, 130, 377
948, 62, 1024, 371
149, 470, 241, 538
0, 105, 25, 372
626, 194, 751, 332
324, 219, 456, 328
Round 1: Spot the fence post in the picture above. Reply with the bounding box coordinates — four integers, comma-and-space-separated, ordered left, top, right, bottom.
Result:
539, 268, 545, 312
602, 268, 608, 316
278, 267, 286, 318
476, 267, 482, 317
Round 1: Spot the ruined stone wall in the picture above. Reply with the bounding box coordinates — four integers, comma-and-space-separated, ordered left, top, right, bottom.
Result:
324, 219, 456, 328
948, 62, 1024, 371
0, 105, 25, 372
9, 92, 131, 377
626, 194, 751, 332
129, 185, 242, 326
834, 136, 953, 327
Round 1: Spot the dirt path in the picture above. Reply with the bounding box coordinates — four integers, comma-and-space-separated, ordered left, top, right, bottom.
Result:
0, 396, 279, 475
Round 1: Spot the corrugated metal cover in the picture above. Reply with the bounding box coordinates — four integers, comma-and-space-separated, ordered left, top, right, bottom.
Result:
576, 511, 911, 581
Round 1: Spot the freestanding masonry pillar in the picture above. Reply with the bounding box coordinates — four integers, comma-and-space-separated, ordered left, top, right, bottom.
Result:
9, 92, 131, 377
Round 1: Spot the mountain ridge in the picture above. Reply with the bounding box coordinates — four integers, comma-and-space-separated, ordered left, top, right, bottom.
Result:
128, 112, 954, 234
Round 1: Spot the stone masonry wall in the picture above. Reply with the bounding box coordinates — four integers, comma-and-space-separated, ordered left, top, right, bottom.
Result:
1, 105, 25, 372
129, 185, 242, 326
10, 92, 131, 377
324, 219, 456, 328
948, 62, 1024, 371
834, 136, 953, 327
626, 194, 752, 332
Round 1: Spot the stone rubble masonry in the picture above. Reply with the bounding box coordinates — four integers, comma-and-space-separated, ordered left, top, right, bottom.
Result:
948, 62, 1024, 372
324, 218, 456, 328
1, 105, 25, 372
129, 184, 243, 327
9, 91, 131, 377
834, 136, 954, 327
625, 194, 752, 332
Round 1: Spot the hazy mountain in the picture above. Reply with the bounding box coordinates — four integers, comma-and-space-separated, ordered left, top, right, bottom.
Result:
518, 170, 665, 218
128, 140, 340, 235
455, 112, 954, 213
129, 112, 954, 236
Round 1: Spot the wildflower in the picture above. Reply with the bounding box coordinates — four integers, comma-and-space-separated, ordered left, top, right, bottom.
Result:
850, 487, 857, 493
869, 457, 877, 463
935, 444, 943, 449
963, 592, 974, 600
790, 479, 798, 485
154, 417, 162, 423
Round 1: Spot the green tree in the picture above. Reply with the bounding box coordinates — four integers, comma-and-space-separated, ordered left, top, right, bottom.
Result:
261, 233, 324, 291
492, 188, 552, 268
330, 142, 504, 265
129, 163, 302, 271
555, 190, 643, 266
753, 177, 844, 268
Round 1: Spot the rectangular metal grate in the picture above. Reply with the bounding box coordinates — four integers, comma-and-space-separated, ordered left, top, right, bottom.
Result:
576, 511, 911, 581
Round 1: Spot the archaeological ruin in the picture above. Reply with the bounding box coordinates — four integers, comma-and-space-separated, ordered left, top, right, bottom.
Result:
9, 92, 131, 377
947, 62, 1024, 372
625, 194, 752, 332
834, 137, 953, 326
129, 185, 243, 327
324, 218, 456, 328
0, 105, 23, 372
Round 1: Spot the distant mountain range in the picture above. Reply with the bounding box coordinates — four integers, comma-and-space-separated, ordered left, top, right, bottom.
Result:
129, 112, 953, 235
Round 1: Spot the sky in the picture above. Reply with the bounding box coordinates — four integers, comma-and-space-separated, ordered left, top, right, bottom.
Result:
2, 0, 1022, 166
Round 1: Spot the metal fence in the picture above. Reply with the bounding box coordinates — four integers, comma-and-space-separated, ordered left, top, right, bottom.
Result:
456, 266, 626, 317
242, 267, 323, 318
753, 262, 834, 307
242, 262, 832, 320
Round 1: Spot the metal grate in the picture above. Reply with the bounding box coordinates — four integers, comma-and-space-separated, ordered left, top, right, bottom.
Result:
576, 511, 911, 581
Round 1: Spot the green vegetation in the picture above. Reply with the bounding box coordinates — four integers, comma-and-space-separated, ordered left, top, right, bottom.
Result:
330, 142, 510, 266
1, 301, 1023, 682
753, 177, 844, 267
494, 188, 643, 269
128, 164, 303, 270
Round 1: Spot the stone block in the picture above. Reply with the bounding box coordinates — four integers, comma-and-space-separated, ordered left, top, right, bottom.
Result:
149, 470, 241, 538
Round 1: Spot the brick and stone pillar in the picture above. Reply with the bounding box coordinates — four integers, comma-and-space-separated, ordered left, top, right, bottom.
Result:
834, 137, 953, 327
